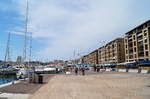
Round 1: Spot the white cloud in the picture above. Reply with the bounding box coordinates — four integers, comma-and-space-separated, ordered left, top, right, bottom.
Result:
15, 0, 135, 60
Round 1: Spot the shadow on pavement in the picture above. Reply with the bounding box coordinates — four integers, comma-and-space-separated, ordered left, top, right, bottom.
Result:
147, 85, 150, 87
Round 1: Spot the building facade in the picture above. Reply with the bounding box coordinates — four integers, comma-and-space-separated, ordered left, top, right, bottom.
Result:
78, 20, 150, 66
98, 46, 106, 64
124, 20, 150, 62
88, 50, 98, 65
98, 38, 125, 64
82, 50, 98, 65
82, 55, 90, 64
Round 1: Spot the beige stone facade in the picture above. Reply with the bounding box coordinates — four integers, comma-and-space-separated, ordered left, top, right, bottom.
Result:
77, 20, 150, 65
82, 55, 90, 64
98, 46, 106, 64
98, 38, 125, 64
124, 20, 150, 62
82, 50, 99, 66
88, 50, 98, 65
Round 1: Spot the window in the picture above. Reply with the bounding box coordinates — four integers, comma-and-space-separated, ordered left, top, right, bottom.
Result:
148, 22, 150, 26
145, 39, 147, 43
134, 47, 136, 52
144, 30, 147, 33
134, 54, 137, 58
125, 39, 127, 43
144, 24, 147, 28
133, 35, 136, 40
144, 33, 147, 36
137, 35, 143, 40
129, 55, 133, 59
146, 58, 149, 61
145, 44, 148, 50
134, 41, 136, 46
112, 44, 114, 48
145, 51, 149, 57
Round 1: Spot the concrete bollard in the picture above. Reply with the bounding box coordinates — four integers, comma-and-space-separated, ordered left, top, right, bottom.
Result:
138, 69, 141, 73
141, 70, 148, 74
148, 70, 150, 73
118, 69, 126, 72
128, 69, 138, 73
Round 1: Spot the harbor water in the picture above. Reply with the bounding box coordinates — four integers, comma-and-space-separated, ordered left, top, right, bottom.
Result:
0, 75, 17, 85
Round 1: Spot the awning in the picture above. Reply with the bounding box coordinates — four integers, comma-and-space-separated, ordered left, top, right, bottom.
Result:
117, 63, 127, 66
138, 60, 150, 66
125, 62, 137, 67
76, 63, 90, 67
100, 63, 116, 67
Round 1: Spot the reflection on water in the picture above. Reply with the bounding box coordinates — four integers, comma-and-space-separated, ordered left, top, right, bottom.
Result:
0, 75, 17, 85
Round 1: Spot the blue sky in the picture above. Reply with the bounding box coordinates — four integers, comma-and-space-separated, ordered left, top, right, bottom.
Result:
0, 0, 150, 61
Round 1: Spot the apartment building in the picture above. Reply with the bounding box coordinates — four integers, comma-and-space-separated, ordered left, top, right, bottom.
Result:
72, 58, 82, 64
82, 55, 90, 64
98, 46, 106, 64
87, 50, 98, 65
98, 38, 125, 64
124, 20, 150, 62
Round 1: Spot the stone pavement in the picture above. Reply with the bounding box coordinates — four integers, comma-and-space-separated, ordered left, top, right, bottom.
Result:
30, 72, 150, 99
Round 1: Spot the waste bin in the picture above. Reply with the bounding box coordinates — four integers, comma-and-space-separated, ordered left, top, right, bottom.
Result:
138, 69, 141, 73
38, 75, 43, 84
56, 68, 59, 73
148, 70, 150, 73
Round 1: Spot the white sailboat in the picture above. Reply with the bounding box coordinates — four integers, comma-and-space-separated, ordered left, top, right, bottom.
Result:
17, 0, 33, 79
0, 32, 19, 75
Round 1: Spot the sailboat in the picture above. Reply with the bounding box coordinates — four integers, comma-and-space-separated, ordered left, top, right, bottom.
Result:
0, 32, 19, 75
17, 0, 34, 79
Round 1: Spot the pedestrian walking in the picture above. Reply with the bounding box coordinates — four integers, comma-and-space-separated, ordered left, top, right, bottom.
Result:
94, 65, 96, 72
56, 68, 59, 73
81, 67, 85, 76
75, 67, 78, 75
97, 66, 100, 72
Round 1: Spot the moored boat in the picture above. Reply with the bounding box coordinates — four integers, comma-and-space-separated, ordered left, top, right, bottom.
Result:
0, 64, 19, 75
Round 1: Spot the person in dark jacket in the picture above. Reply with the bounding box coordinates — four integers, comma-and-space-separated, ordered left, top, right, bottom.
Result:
75, 67, 78, 75
97, 66, 100, 72
81, 67, 85, 76
56, 68, 59, 73
94, 65, 96, 72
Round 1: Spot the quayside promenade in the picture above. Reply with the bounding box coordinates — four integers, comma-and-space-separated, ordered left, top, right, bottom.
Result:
29, 72, 150, 99
0, 74, 55, 99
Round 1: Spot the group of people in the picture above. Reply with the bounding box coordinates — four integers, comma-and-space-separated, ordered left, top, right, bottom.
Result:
93, 66, 101, 72
74, 67, 85, 76
65, 65, 106, 75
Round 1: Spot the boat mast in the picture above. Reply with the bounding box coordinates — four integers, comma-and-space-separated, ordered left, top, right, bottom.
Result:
27, 0, 32, 67
23, 0, 29, 65
4, 32, 11, 64
29, 31, 32, 66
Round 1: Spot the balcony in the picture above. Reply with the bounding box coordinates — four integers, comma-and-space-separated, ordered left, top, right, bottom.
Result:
137, 35, 143, 40
138, 52, 144, 57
